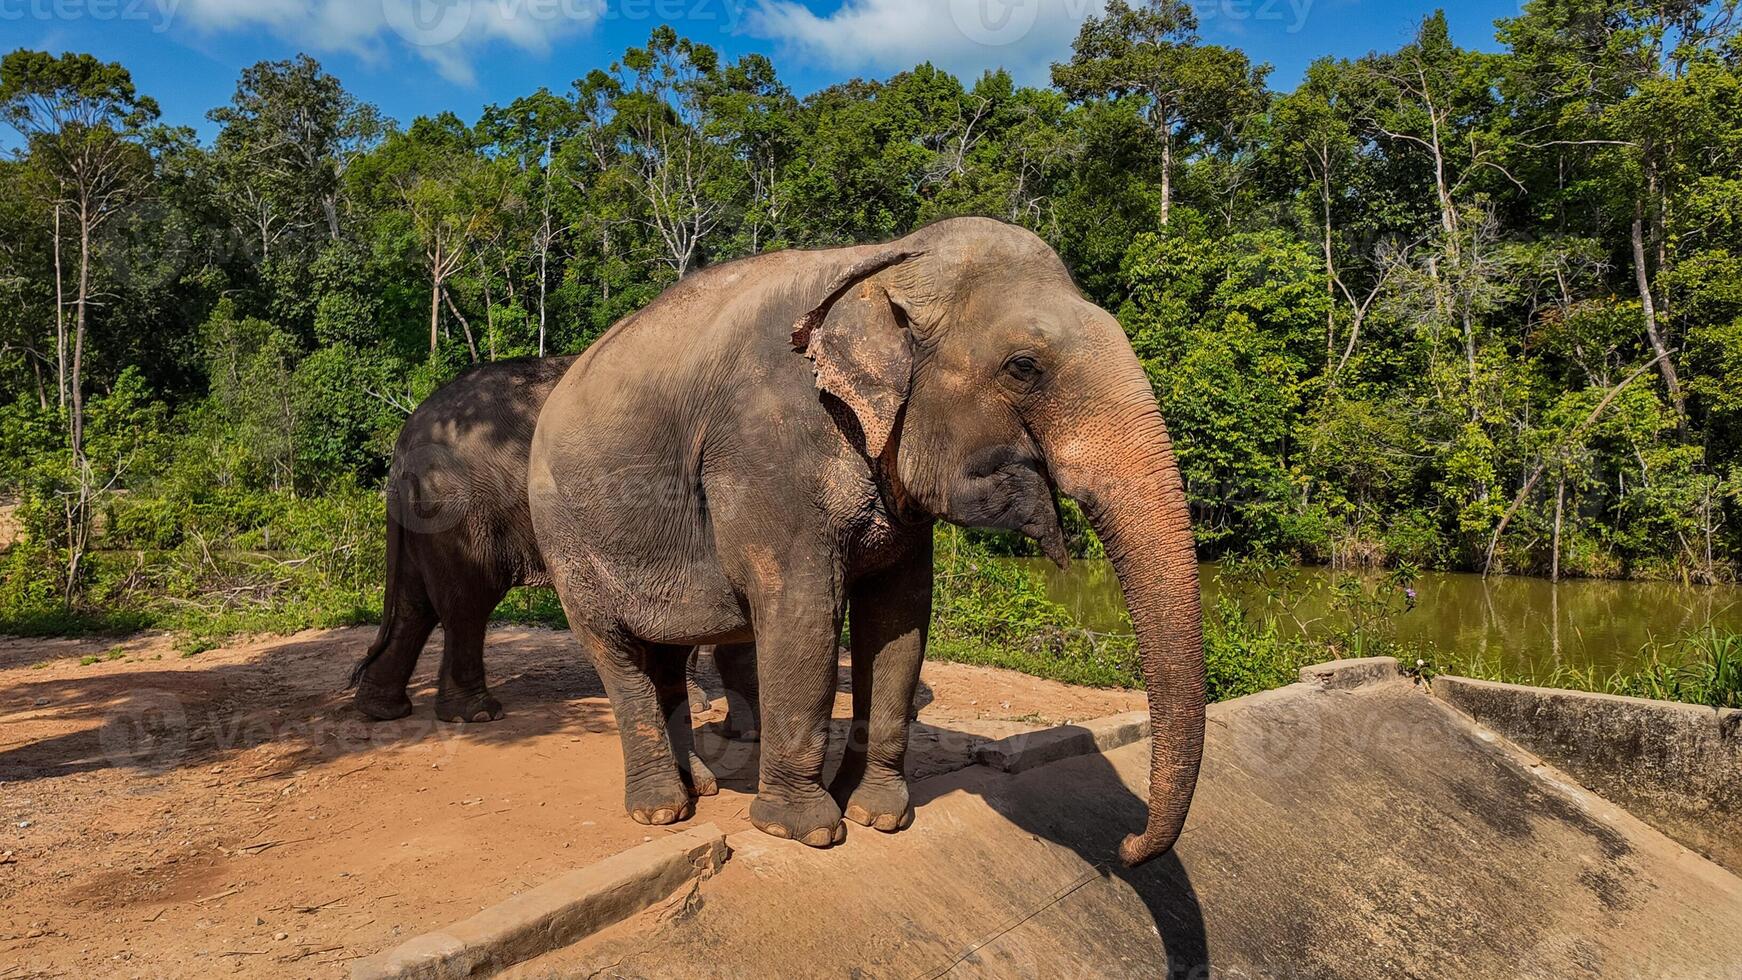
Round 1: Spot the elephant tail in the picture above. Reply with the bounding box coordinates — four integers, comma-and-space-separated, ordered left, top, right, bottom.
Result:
350, 508, 405, 690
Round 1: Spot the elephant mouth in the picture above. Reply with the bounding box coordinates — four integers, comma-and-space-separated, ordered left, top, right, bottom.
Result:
948, 447, 1069, 566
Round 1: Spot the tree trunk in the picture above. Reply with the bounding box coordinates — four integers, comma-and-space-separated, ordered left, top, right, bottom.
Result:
322, 193, 341, 240
1551, 477, 1564, 583
1159, 124, 1173, 228
429, 239, 443, 355
64, 205, 94, 602
52, 202, 67, 412
72, 208, 89, 461
1320, 171, 1336, 367
31, 355, 48, 411
538, 137, 552, 358
1463, 304, 1479, 423
442, 287, 480, 363
1631, 202, 1686, 427
477, 256, 497, 361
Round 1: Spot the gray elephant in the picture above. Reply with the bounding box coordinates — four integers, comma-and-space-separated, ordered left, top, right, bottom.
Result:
349, 356, 759, 765
528, 218, 1204, 866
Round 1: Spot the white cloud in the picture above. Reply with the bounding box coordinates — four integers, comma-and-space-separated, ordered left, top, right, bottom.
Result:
745, 0, 1108, 86
165, 0, 606, 85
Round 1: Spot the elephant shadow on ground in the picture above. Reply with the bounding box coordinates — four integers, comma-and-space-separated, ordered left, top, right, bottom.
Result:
922, 732, 1211, 977
0, 628, 603, 782
686, 675, 1209, 976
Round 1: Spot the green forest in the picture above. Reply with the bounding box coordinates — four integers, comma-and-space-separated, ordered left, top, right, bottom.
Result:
3, 0, 1741, 652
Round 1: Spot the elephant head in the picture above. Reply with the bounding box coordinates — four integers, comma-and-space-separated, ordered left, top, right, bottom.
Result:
794, 217, 1205, 867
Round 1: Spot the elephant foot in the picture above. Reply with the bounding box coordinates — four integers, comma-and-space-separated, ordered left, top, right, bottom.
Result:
626, 775, 694, 826
686, 678, 711, 717
682, 753, 719, 798
833, 765, 914, 834
750, 789, 845, 848
435, 687, 505, 724
354, 679, 413, 722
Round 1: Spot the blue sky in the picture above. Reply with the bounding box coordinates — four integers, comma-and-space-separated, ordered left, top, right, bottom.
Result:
1, 0, 1523, 137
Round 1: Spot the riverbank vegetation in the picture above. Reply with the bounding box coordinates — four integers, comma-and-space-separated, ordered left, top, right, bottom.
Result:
3, 4, 1742, 684
1456, 627, 1742, 709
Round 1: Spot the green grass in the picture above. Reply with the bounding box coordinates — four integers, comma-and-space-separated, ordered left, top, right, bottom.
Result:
926, 526, 1142, 689
1453, 628, 1742, 710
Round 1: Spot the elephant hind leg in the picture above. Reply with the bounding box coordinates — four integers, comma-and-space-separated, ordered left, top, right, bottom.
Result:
685, 646, 711, 716
433, 587, 507, 724
354, 566, 437, 722
571, 624, 693, 825
713, 642, 761, 742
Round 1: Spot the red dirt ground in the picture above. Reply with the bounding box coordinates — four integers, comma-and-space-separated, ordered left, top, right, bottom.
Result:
0, 625, 1140, 978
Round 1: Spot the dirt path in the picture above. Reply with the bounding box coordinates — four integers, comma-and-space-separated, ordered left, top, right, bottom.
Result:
0, 625, 1140, 978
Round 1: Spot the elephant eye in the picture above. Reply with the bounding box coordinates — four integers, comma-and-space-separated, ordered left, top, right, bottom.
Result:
1004, 354, 1042, 383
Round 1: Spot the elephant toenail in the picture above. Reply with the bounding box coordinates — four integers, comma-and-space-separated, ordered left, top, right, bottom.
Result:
652, 807, 675, 824
765, 823, 790, 839
802, 827, 835, 847
631, 810, 651, 825
844, 804, 872, 827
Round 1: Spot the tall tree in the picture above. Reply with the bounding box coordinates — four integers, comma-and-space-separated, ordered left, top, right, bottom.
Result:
0, 52, 156, 446
611, 27, 737, 278
1499, 0, 1741, 426
352, 113, 517, 358
1053, 0, 1266, 226
208, 55, 385, 243
0, 49, 159, 590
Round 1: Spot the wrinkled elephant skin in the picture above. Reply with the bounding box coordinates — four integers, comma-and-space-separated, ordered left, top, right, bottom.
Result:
530, 218, 1204, 865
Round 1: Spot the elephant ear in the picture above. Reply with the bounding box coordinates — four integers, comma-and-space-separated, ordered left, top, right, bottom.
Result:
792, 250, 921, 459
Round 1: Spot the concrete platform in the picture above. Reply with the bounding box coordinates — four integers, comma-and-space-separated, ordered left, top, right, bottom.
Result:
503, 674, 1742, 978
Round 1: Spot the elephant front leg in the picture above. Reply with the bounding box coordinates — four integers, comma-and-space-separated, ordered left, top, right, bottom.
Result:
830, 537, 931, 833
654, 649, 718, 799
749, 594, 847, 848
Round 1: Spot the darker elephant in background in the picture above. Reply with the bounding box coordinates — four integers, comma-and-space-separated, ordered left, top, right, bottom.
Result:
348, 356, 759, 782
528, 217, 1204, 866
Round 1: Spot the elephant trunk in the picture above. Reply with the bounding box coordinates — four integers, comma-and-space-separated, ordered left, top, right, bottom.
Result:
1044, 368, 1205, 868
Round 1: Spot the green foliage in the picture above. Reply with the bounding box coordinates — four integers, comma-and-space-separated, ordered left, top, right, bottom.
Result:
929, 526, 1140, 688
1199, 596, 1321, 702
3, 8, 1742, 676
1121, 224, 1323, 552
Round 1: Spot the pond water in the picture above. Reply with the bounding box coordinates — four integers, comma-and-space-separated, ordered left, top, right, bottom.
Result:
1013, 559, 1742, 677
